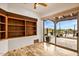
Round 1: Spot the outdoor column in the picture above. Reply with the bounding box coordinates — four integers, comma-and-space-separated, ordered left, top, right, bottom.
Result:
54, 22, 57, 44
77, 12, 79, 55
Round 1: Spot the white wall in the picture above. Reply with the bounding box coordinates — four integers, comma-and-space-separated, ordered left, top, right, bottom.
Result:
0, 40, 8, 56
8, 36, 38, 50
0, 3, 43, 55
0, 3, 8, 10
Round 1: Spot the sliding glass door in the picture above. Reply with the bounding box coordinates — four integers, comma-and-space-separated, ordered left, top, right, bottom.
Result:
56, 19, 77, 51
43, 19, 77, 51
43, 20, 55, 44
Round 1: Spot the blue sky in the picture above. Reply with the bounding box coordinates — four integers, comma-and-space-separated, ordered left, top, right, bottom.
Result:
44, 19, 77, 30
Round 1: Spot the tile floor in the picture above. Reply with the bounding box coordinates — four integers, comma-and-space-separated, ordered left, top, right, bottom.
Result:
4, 42, 77, 56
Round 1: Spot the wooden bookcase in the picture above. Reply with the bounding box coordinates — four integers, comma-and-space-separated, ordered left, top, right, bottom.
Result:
0, 8, 37, 40
25, 21, 37, 36
8, 17, 25, 38
0, 15, 6, 39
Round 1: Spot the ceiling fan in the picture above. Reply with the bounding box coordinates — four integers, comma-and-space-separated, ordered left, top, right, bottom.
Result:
34, 3, 47, 9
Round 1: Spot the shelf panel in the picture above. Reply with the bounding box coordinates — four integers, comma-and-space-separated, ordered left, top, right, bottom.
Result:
26, 25, 36, 27
0, 22, 5, 24
8, 32, 25, 38
26, 30, 36, 31
8, 36, 24, 38
8, 24, 25, 26
8, 16, 25, 21
26, 20, 37, 22
0, 31, 5, 32
8, 30, 25, 32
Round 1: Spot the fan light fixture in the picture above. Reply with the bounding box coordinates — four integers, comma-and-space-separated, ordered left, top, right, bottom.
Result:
34, 3, 47, 9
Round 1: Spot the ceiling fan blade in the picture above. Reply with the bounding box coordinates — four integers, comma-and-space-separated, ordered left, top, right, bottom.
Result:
38, 3, 47, 7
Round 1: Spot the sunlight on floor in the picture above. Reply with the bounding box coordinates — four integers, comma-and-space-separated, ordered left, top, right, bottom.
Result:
4, 42, 77, 56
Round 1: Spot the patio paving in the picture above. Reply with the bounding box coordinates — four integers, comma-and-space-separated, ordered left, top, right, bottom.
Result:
50, 36, 77, 50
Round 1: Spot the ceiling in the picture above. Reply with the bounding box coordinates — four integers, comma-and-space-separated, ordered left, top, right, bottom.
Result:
8, 3, 79, 17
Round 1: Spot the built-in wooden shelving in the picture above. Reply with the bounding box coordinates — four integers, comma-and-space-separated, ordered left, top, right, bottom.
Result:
25, 21, 37, 36
0, 8, 37, 40
8, 18, 25, 38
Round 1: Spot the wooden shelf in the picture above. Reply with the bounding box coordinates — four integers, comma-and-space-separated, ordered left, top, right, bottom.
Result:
8, 30, 25, 32
8, 18, 25, 38
26, 25, 36, 27
8, 24, 25, 26
25, 21, 37, 36
0, 8, 37, 40
0, 22, 5, 24
0, 31, 5, 33
8, 32, 25, 38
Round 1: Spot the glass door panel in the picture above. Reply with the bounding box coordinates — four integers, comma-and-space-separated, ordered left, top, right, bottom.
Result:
44, 20, 55, 44
56, 19, 77, 50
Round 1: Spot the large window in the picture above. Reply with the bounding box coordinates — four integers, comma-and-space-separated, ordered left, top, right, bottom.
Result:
56, 19, 77, 50
44, 20, 55, 43
44, 19, 77, 51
